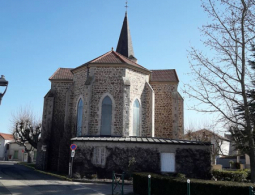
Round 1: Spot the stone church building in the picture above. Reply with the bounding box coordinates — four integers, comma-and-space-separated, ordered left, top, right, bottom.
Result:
36, 12, 211, 179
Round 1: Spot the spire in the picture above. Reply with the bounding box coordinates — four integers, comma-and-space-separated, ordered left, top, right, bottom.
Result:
116, 12, 137, 62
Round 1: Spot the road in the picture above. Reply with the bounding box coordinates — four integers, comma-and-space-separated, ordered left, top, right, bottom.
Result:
0, 161, 133, 195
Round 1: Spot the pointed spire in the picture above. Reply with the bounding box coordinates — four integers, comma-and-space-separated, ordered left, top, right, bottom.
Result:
116, 12, 137, 62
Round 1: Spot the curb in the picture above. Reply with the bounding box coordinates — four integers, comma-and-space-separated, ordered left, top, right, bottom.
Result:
18, 163, 133, 185
18, 163, 72, 181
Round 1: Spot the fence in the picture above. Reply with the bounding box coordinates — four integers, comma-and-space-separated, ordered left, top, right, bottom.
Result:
250, 187, 255, 195
112, 171, 125, 195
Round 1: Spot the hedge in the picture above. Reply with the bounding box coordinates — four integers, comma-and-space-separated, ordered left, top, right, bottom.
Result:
133, 172, 255, 195
212, 170, 249, 182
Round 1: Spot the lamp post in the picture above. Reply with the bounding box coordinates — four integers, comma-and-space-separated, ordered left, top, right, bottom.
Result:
0, 75, 8, 105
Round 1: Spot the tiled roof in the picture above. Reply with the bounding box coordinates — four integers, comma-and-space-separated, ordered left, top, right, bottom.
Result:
49, 68, 73, 81
72, 50, 150, 72
150, 69, 179, 82
184, 129, 230, 142
0, 133, 14, 140
71, 136, 211, 146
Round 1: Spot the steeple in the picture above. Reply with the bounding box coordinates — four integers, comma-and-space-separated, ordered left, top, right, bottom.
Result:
116, 12, 137, 62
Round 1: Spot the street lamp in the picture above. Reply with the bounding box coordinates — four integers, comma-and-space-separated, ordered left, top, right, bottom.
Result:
0, 75, 8, 105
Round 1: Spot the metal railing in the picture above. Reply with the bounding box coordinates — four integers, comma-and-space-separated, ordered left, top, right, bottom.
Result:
112, 171, 125, 195
250, 186, 255, 195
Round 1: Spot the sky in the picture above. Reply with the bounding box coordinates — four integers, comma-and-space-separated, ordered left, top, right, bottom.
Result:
0, 0, 216, 134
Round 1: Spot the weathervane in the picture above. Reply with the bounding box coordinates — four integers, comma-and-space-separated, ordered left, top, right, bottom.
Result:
125, 0, 128, 12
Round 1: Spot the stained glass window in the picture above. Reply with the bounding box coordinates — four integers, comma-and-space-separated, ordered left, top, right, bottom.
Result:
100, 96, 112, 136
133, 99, 140, 136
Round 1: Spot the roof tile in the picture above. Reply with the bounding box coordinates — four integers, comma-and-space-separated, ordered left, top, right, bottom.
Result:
73, 50, 150, 72
0, 133, 14, 140
150, 69, 179, 82
49, 68, 73, 81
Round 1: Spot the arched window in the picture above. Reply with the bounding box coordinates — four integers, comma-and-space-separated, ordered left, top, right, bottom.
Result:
100, 96, 112, 136
133, 99, 140, 136
76, 99, 83, 137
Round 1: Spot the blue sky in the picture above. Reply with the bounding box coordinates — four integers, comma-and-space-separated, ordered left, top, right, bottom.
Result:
0, 0, 214, 134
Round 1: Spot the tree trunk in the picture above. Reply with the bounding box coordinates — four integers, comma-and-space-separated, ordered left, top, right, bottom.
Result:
27, 152, 32, 163
248, 129, 255, 182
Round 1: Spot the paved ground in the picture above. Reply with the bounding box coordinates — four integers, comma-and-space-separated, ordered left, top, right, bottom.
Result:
0, 161, 133, 195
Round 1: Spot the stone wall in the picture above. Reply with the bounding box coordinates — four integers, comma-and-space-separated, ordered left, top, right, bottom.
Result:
126, 69, 150, 136
71, 140, 211, 179
36, 91, 54, 170
47, 81, 73, 172
71, 66, 152, 137
88, 67, 126, 136
141, 82, 154, 137
175, 148, 211, 179
73, 145, 160, 178
150, 82, 183, 139
71, 67, 90, 136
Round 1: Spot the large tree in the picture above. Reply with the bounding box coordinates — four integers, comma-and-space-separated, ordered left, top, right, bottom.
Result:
183, 0, 255, 181
229, 45, 255, 154
11, 106, 41, 162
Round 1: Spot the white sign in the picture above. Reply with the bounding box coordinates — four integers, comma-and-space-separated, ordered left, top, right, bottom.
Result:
160, 153, 175, 172
71, 150, 75, 157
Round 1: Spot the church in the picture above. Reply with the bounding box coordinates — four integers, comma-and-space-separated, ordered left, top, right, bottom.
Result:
36, 11, 211, 179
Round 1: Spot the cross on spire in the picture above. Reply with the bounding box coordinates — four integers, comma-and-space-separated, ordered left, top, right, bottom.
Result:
125, 0, 128, 12
116, 6, 137, 62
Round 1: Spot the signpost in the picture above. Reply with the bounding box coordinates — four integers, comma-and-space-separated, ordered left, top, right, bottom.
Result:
41, 145, 47, 171
69, 144, 77, 178
71, 150, 75, 157
70, 144, 77, 150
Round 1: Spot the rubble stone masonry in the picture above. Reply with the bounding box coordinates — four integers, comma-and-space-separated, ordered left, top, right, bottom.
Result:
125, 69, 150, 136
150, 82, 184, 139
37, 64, 184, 173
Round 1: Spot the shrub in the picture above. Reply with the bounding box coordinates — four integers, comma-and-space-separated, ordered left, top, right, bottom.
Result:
133, 172, 255, 195
212, 170, 248, 182
244, 169, 251, 180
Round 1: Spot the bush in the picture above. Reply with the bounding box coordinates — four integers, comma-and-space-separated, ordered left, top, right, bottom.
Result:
212, 170, 248, 182
133, 172, 255, 195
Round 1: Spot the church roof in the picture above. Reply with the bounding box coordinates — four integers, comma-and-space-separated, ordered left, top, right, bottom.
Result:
49, 68, 73, 81
72, 50, 150, 73
116, 12, 135, 60
150, 69, 179, 82
50, 50, 151, 81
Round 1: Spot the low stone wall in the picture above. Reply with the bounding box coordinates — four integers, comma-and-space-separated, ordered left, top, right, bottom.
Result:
175, 148, 211, 179
71, 140, 211, 179
73, 146, 160, 178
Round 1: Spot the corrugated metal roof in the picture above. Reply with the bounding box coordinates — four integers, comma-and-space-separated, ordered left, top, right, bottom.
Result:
71, 136, 211, 146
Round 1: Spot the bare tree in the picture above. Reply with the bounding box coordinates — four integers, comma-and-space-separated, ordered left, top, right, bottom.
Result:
229, 45, 255, 154
184, 122, 228, 165
183, 0, 255, 181
10, 106, 41, 162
